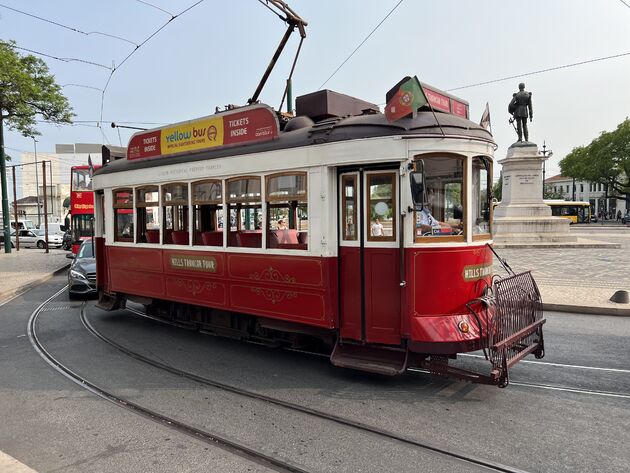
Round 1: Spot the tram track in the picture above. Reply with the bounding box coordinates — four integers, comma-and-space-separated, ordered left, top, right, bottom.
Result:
27, 289, 310, 473
124, 304, 630, 401
81, 303, 536, 473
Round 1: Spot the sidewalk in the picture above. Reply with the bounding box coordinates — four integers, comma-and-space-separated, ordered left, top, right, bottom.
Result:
0, 248, 70, 303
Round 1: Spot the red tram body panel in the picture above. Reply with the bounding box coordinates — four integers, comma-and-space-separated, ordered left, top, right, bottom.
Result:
92, 85, 545, 387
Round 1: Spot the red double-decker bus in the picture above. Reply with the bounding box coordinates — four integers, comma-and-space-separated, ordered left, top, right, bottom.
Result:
70, 165, 100, 253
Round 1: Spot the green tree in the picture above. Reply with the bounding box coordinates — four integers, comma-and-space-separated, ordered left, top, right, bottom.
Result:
560, 119, 630, 205
0, 40, 73, 252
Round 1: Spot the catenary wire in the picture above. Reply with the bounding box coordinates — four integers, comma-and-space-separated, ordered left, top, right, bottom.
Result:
318, 0, 404, 89
0, 3, 138, 46
447, 50, 630, 91
7, 44, 112, 70
134, 0, 175, 17
98, 0, 206, 134
619, 0, 630, 10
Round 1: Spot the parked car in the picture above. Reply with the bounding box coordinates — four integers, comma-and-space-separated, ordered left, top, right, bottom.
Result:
622, 212, 630, 224
67, 239, 96, 298
10, 229, 63, 249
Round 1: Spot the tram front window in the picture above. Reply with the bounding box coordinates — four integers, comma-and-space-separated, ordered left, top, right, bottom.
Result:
472, 156, 492, 237
414, 156, 465, 241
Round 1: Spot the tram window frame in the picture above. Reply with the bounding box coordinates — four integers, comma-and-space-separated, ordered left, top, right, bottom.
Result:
266, 172, 308, 250
162, 182, 190, 245
366, 172, 397, 242
136, 185, 160, 244
472, 156, 492, 241
113, 188, 134, 243
192, 179, 223, 247
226, 176, 262, 248
413, 154, 466, 243
341, 175, 358, 241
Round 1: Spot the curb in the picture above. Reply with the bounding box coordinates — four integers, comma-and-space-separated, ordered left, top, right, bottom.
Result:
0, 264, 70, 305
543, 302, 630, 317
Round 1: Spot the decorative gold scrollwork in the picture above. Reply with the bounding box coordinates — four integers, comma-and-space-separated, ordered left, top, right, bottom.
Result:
250, 287, 297, 304
174, 278, 217, 296
249, 266, 296, 284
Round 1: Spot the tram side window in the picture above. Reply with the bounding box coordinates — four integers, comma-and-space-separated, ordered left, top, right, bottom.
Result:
136, 186, 160, 243
113, 189, 133, 242
227, 177, 262, 248
192, 180, 223, 247
472, 156, 492, 237
163, 183, 189, 245
266, 173, 308, 250
414, 156, 465, 241
342, 175, 358, 241
367, 173, 396, 242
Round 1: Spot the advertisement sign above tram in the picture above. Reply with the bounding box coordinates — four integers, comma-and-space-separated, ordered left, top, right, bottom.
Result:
127, 105, 280, 161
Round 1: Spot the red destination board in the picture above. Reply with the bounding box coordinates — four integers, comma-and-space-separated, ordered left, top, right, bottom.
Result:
424, 88, 451, 113
451, 100, 468, 118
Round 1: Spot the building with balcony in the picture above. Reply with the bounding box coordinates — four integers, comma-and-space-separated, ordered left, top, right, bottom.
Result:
545, 174, 628, 218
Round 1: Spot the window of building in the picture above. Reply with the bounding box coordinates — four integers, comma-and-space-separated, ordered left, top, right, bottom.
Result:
227, 177, 262, 248
472, 156, 492, 238
342, 175, 358, 241
162, 183, 189, 245
580, 183, 584, 192
367, 172, 396, 242
192, 180, 223, 246
414, 155, 465, 242
113, 188, 133, 242
266, 172, 308, 249
136, 186, 160, 243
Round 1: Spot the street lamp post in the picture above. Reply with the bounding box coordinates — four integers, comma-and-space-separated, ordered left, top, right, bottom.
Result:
33, 138, 41, 227
540, 141, 553, 198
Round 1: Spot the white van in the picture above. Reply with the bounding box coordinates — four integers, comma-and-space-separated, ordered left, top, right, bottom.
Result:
40, 222, 66, 236
10, 219, 35, 231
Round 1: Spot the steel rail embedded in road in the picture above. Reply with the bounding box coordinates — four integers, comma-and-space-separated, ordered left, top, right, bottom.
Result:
83, 304, 533, 473
27, 292, 310, 473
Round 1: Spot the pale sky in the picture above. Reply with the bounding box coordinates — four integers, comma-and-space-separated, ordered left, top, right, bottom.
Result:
2, 0, 630, 179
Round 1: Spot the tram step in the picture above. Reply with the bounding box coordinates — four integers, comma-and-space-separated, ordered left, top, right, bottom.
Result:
330, 341, 407, 376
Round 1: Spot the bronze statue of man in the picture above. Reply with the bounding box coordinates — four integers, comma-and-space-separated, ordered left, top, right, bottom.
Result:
508, 83, 533, 142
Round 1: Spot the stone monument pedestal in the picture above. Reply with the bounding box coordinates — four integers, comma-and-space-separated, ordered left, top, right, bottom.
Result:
493, 142, 575, 244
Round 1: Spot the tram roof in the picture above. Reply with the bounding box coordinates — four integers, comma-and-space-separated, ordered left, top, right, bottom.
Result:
96, 106, 493, 176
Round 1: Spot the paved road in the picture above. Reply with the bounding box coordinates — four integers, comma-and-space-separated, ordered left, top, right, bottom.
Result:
1, 275, 628, 472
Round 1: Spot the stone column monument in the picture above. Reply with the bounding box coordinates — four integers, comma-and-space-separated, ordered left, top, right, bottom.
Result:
493, 83, 575, 244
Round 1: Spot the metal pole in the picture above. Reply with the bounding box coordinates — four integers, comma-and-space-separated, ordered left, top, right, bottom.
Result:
12, 166, 19, 251
286, 78, 293, 114
0, 119, 11, 253
33, 138, 41, 227
42, 160, 49, 253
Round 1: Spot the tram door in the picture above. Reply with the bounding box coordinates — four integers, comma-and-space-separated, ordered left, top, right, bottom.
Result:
338, 169, 401, 345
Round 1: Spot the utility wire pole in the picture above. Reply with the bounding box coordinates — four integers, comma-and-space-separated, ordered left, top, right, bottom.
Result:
0, 120, 10, 253
33, 138, 41, 227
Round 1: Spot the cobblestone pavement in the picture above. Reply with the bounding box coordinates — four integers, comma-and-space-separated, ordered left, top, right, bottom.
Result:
494, 230, 630, 289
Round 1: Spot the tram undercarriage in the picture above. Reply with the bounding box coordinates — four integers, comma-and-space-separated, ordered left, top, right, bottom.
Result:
98, 269, 544, 388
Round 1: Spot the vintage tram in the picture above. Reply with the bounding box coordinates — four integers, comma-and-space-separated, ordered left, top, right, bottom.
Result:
92, 83, 545, 387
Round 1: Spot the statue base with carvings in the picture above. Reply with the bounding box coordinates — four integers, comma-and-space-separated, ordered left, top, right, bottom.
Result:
493, 142, 576, 244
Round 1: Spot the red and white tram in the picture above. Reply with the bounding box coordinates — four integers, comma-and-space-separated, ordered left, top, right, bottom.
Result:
92, 83, 545, 387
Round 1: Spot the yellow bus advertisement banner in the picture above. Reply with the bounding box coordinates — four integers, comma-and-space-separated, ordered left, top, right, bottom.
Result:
161, 117, 224, 156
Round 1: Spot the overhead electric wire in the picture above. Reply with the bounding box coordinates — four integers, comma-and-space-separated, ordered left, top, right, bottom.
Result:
318, 0, 404, 89
0, 3, 138, 46
62, 84, 104, 92
98, 0, 206, 131
447, 50, 630, 92
134, 0, 175, 17
619, 0, 630, 10
9, 45, 112, 70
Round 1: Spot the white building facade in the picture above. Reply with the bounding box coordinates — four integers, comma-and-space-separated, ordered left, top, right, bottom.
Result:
545, 174, 628, 218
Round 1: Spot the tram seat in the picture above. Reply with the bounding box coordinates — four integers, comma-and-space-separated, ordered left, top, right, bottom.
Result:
145, 230, 160, 243
236, 231, 262, 248
201, 231, 223, 246
163, 229, 173, 244
172, 231, 189, 245
269, 229, 299, 246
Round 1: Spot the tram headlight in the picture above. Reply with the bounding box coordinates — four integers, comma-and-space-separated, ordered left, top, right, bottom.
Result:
458, 320, 470, 334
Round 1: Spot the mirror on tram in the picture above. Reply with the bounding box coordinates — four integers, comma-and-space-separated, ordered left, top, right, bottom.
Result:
409, 166, 427, 209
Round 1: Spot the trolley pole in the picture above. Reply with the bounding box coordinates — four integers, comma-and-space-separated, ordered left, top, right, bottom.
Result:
42, 161, 49, 253
12, 166, 19, 251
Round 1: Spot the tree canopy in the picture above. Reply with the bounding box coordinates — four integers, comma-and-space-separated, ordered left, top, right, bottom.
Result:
559, 119, 630, 201
0, 40, 73, 136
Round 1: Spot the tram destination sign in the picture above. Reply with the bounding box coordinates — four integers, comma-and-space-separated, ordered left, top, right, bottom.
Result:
127, 105, 279, 161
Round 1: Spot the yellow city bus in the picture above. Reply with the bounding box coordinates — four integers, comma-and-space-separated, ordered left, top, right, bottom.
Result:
544, 200, 591, 224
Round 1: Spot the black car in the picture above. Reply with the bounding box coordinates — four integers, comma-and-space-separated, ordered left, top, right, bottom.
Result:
622, 212, 630, 224
67, 239, 96, 298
